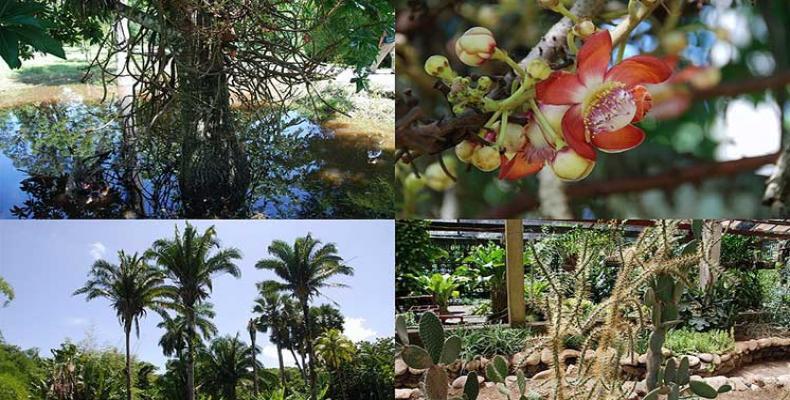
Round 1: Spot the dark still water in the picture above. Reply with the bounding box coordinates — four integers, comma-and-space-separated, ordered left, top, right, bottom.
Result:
0, 100, 393, 219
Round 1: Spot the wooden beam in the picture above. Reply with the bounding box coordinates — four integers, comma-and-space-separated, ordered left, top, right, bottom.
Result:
505, 219, 526, 327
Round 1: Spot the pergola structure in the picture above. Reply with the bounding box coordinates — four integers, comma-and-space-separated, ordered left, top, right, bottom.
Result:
425, 219, 790, 328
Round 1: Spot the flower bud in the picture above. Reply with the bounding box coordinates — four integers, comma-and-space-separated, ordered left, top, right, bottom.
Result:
688, 68, 721, 90
455, 140, 478, 163
661, 31, 687, 55
455, 27, 497, 66
526, 58, 552, 81
550, 147, 595, 181
424, 55, 457, 81
471, 146, 501, 171
492, 121, 526, 154
424, 162, 455, 191
573, 19, 596, 38
476, 76, 493, 92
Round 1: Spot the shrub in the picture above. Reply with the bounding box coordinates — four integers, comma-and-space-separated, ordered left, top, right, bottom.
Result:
662, 329, 735, 355
452, 326, 532, 360
0, 373, 28, 400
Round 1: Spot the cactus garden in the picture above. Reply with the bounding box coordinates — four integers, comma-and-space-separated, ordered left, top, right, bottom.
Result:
395, 219, 790, 399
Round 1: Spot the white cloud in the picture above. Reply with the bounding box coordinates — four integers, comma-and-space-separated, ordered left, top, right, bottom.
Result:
343, 317, 376, 342
261, 345, 297, 368
89, 242, 106, 260
66, 317, 89, 327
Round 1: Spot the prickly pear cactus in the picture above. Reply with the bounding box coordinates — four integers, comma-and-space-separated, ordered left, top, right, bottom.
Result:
644, 273, 684, 391
396, 312, 479, 400
486, 355, 530, 400
643, 356, 731, 400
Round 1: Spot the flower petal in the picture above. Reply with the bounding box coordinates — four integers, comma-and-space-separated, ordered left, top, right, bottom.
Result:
591, 124, 646, 153
561, 104, 597, 161
536, 71, 586, 105
630, 85, 652, 123
498, 153, 543, 180
577, 30, 612, 87
605, 55, 672, 86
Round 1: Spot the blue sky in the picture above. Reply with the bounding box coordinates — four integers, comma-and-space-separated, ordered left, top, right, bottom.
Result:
0, 220, 394, 370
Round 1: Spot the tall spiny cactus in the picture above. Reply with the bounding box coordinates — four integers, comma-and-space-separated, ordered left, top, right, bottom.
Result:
644, 273, 683, 391
396, 312, 479, 400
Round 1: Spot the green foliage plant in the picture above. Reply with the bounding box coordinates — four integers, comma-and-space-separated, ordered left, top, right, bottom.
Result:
412, 273, 464, 313
396, 220, 448, 296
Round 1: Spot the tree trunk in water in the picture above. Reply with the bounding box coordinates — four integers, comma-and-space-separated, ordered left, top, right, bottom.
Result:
276, 344, 287, 392
301, 301, 317, 400
115, 15, 146, 217
125, 325, 132, 400
174, 11, 250, 218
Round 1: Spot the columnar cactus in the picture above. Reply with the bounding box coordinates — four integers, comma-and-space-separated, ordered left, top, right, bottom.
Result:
644, 271, 731, 399
396, 312, 479, 400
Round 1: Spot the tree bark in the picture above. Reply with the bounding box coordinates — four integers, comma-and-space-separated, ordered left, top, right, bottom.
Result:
174, 12, 251, 218
276, 344, 287, 393
125, 325, 132, 400
186, 308, 196, 400
301, 300, 317, 400
250, 330, 259, 396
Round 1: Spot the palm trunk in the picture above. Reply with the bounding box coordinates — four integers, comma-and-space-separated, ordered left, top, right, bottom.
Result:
301, 301, 317, 400
250, 331, 259, 396
125, 325, 132, 400
186, 308, 196, 400
289, 348, 307, 380
276, 343, 287, 391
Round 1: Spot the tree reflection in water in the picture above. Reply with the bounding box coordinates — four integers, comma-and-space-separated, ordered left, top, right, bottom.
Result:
0, 101, 392, 219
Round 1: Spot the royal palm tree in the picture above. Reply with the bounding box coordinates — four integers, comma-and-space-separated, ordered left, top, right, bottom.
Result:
315, 329, 355, 400
73, 251, 170, 400
158, 302, 218, 358
255, 234, 353, 400
200, 334, 256, 400
252, 281, 291, 389
147, 223, 242, 400
247, 318, 259, 396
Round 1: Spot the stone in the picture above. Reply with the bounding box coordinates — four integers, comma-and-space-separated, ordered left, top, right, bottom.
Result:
532, 369, 553, 380
408, 367, 426, 375
505, 375, 518, 385
637, 353, 647, 365
560, 349, 580, 362
757, 338, 772, 349
466, 359, 480, 371
634, 380, 647, 396
728, 377, 748, 391
541, 348, 553, 365
777, 374, 790, 387
395, 358, 407, 376
662, 348, 673, 357
620, 354, 638, 366
686, 355, 700, 368
452, 374, 484, 389
747, 340, 758, 352
704, 376, 729, 391
584, 350, 596, 360
409, 389, 423, 400
395, 389, 413, 399
720, 353, 731, 362
526, 352, 541, 366
712, 354, 721, 365
566, 364, 578, 377
698, 353, 714, 363
512, 352, 528, 367
734, 342, 749, 354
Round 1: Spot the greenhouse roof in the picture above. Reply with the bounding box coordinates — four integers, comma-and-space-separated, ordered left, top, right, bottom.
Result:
426, 219, 790, 241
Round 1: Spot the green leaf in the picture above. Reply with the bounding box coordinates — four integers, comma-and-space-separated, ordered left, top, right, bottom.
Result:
0, 29, 21, 68
677, 356, 689, 385
463, 371, 479, 400
419, 312, 445, 364
396, 315, 410, 345
8, 24, 65, 59
401, 345, 433, 369
439, 336, 461, 365
688, 380, 718, 399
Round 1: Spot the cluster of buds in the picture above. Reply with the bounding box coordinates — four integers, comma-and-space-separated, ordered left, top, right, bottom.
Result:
420, 19, 675, 184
